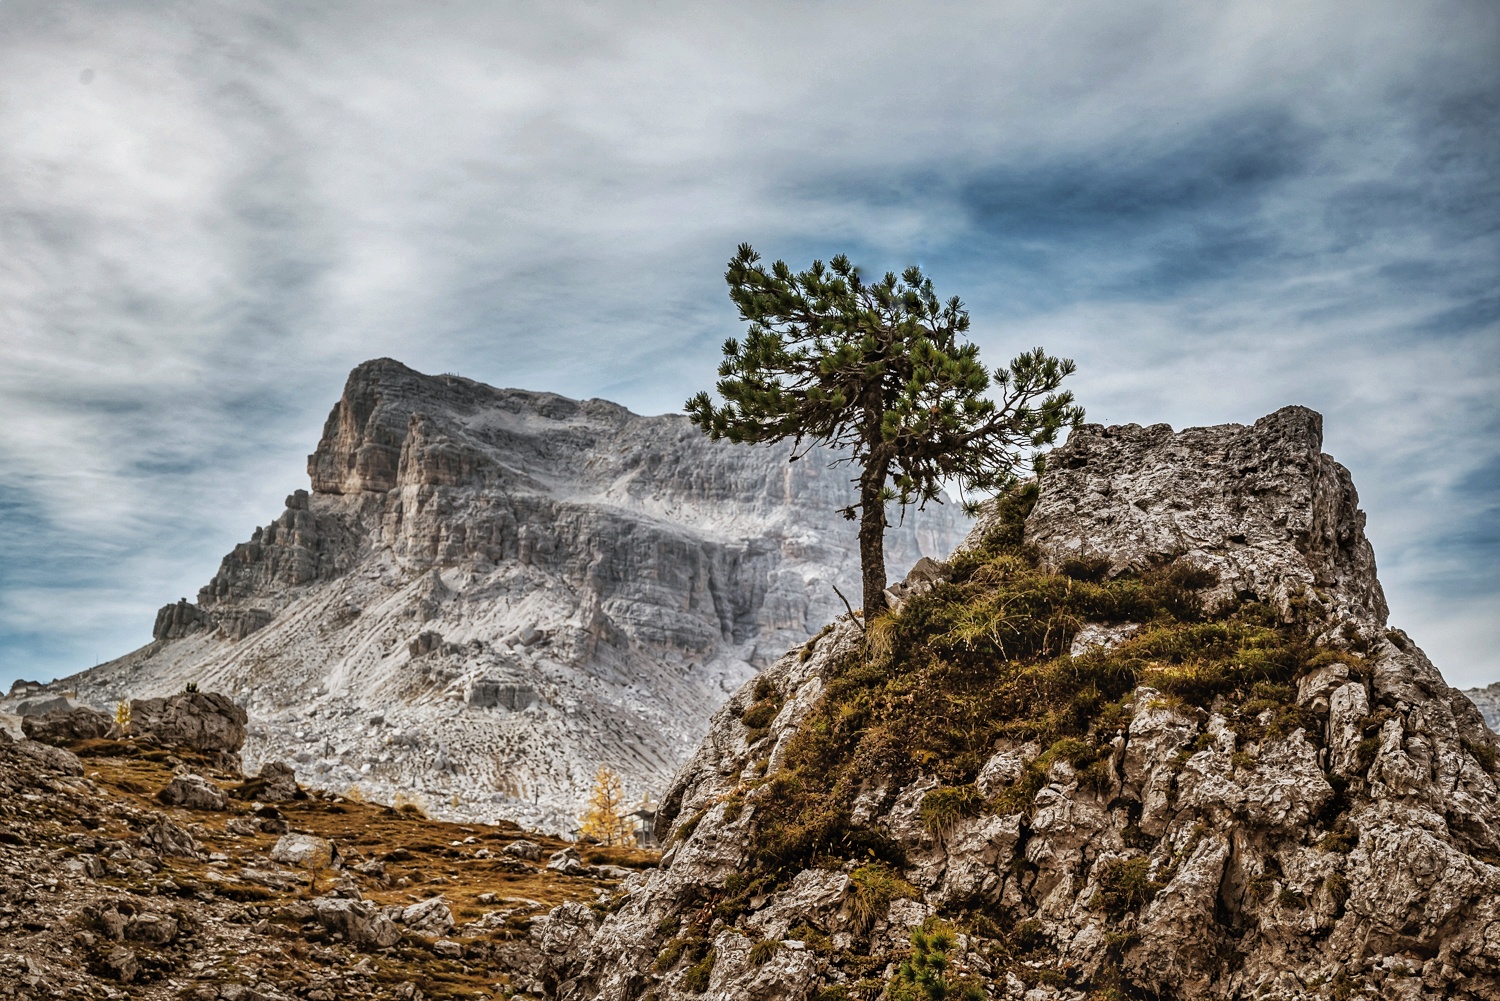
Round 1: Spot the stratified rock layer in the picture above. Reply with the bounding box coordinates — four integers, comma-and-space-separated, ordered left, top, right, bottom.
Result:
563, 408, 1500, 1001
50, 359, 964, 830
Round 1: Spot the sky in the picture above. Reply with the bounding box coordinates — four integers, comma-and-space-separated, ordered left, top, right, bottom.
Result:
1, 1, 1496, 690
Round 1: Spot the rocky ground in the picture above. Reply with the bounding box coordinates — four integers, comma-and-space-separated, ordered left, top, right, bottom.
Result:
0, 695, 655, 1000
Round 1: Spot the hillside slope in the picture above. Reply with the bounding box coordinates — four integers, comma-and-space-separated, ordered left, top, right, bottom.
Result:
44, 359, 966, 831
564, 407, 1500, 1001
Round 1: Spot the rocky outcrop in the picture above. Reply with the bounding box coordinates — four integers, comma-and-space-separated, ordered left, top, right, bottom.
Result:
1019, 406, 1387, 638
55, 358, 965, 830
560, 408, 1500, 1001
21, 705, 118, 745
129, 691, 247, 755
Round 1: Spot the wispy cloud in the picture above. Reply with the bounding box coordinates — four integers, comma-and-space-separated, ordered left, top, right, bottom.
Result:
1, 0, 1496, 686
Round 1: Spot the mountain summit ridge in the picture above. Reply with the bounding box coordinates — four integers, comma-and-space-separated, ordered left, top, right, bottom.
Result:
51, 358, 968, 830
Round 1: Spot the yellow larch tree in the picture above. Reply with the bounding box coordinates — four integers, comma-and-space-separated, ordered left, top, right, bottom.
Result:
579, 766, 635, 846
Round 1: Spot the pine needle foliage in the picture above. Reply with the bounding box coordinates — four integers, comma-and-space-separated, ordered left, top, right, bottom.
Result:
687, 245, 1083, 619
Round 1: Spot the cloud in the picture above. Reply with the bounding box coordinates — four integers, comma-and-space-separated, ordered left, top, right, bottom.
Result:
0, 0, 1496, 688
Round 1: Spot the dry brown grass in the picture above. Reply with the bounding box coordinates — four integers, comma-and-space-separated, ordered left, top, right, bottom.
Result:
71, 750, 660, 999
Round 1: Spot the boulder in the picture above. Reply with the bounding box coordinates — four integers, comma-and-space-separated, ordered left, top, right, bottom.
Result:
130, 691, 247, 754
101, 946, 138, 983
313, 896, 402, 949
156, 774, 229, 811
401, 896, 455, 936
10, 737, 85, 776
153, 598, 211, 641
502, 839, 543, 861
20, 706, 117, 745
270, 833, 339, 869
546, 846, 586, 875
232, 760, 301, 802
125, 912, 179, 946
13, 695, 72, 717
140, 816, 203, 859
1021, 406, 1388, 639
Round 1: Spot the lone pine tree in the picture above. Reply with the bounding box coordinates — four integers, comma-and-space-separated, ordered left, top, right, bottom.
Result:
687, 244, 1083, 620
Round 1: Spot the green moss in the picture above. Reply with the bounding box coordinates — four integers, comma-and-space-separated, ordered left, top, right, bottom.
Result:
748, 939, 780, 965
787, 921, 833, 953
850, 862, 920, 930
1276, 888, 1308, 910
1317, 821, 1358, 853
1464, 737, 1499, 773
670, 809, 707, 844
1324, 871, 1351, 911
918, 785, 983, 841
741, 698, 782, 730
681, 950, 716, 993
1091, 857, 1163, 919
1010, 917, 1048, 953
653, 935, 709, 973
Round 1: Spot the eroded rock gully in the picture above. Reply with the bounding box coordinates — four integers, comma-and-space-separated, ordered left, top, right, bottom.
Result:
554, 408, 1500, 1001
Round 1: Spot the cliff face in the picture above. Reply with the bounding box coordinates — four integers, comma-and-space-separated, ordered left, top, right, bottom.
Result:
564, 407, 1500, 1001
1467, 684, 1500, 732
58, 359, 967, 831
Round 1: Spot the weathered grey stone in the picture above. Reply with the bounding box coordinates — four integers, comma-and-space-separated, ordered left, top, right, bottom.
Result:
401, 896, 455, 936
140, 816, 203, 859
233, 760, 300, 802
1465, 682, 1500, 732
11, 737, 85, 776
20, 706, 117, 745
153, 599, 211, 641
502, 839, 542, 861
156, 774, 229, 811
557, 408, 1500, 1001
975, 741, 1040, 799
270, 833, 338, 869
58, 358, 966, 830
1069, 622, 1140, 657
1024, 406, 1388, 640
130, 691, 247, 755
313, 896, 402, 948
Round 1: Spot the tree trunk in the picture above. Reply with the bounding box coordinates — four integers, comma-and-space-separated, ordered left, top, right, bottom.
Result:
858, 455, 889, 621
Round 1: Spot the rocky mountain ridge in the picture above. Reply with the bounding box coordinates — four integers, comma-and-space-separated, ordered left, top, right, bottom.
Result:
33, 359, 966, 831
5, 404, 1498, 1000
556, 406, 1500, 1001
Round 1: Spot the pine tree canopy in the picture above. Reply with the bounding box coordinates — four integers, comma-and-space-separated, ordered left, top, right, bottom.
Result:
687, 244, 1084, 619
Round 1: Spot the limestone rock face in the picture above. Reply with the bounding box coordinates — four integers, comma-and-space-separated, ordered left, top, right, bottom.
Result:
1022, 406, 1388, 638
1466, 682, 1500, 732
559, 408, 1500, 1001
54, 358, 965, 830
